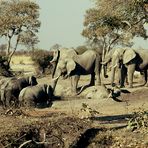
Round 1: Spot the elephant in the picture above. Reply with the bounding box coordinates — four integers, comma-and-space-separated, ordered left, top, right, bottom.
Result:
0, 77, 16, 105
1, 76, 38, 108
50, 48, 78, 78
103, 48, 148, 88
51, 48, 103, 94
19, 84, 53, 108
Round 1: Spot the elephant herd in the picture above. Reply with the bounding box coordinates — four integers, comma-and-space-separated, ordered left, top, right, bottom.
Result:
51, 47, 148, 95
50, 47, 108, 94
103, 48, 148, 88
0, 47, 148, 109
0, 76, 53, 109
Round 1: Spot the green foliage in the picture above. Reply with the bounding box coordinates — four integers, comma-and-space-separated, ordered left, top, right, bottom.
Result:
127, 110, 148, 131
0, 0, 40, 63
82, 0, 148, 51
31, 49, 53, 75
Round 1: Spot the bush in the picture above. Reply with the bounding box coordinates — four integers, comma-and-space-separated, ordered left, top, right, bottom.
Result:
0, 55, 13, 77
31, 49, 53, 75
127, 110, 148, 131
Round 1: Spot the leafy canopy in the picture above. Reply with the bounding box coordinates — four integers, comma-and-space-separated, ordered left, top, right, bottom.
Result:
82, 0, 148, 51
0, 0, 40, 62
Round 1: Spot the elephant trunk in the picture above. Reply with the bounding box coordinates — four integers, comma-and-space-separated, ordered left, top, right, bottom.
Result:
101, 57, 110, 78
51, 62, 57, 78
51, 71, 61, 93
51, 50, 60, 78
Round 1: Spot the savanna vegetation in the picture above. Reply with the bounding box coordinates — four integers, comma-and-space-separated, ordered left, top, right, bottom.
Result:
0, 0, 148, 147
82, 0, 148, 57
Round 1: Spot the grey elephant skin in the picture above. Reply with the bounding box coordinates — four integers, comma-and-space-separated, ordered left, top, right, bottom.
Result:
51, 48, 102, 94
19, 84, 53, 108
0, 77, 15, 105
103, 48, 148, 88
1, 76, 37, 108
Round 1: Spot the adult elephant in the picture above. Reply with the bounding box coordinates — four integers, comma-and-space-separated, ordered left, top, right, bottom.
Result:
1, 76, 38, 108
50, 48, 78, 78
51, 49, 102, 94
19, 84, 53, 108
103, 48, 148, 88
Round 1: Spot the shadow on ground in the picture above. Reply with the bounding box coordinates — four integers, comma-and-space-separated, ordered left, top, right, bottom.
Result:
91, 114, 132, 125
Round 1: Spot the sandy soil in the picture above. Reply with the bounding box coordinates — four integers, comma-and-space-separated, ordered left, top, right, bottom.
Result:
0, 60, 147, 147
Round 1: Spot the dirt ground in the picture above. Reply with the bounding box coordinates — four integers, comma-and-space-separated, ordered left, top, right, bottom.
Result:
0, 57, 148, 148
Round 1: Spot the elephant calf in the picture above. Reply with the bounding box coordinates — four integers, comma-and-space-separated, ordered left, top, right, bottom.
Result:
1, 76, 38, 108
0, 77, 16, 105
19, 84, 53, 108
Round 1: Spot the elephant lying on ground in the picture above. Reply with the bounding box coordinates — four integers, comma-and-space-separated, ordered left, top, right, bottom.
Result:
103, 48, 148, 88
19, 84, 53, 108
51, 48, 103, 94
1, 76, 37, 108
86, 84, 129, 102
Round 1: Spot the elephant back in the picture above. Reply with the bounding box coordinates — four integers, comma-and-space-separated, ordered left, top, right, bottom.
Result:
123, 49, 136, 64
74, 50, 96, 70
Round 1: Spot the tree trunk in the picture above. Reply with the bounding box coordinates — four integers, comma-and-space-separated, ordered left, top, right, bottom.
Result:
7, 35, 20, 65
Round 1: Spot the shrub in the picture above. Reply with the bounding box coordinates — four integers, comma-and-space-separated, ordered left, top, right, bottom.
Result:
31, 49, 53, 75
0, 55, 13, 77
127, 109, 148, 131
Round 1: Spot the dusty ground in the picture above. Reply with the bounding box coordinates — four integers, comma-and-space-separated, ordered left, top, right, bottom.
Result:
0, 56, 147, 148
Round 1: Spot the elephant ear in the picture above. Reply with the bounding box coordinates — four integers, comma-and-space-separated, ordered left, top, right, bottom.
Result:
123, 49, 136, 64
66, 59, 76, 76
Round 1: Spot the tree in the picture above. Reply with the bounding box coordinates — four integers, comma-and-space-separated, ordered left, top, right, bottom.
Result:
82, 0, 148, 58
0, 0, 40, 64
0, 44, 7, 53
75, 45, 88, 54
50, 44, 61, 50
19, 30, 39, 51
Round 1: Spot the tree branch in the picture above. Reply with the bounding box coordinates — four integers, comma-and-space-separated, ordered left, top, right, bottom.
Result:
8, 35, 20, 64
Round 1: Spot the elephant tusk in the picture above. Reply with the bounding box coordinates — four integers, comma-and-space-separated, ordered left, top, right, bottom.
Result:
101, 61, 107, 65
52, 75, 60, 81
112, 63, 118, 68
50, 59, 56, 64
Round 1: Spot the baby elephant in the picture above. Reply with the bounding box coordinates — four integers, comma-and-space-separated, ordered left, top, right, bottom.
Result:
19, 84, 53, 108
1, 76, 37, 108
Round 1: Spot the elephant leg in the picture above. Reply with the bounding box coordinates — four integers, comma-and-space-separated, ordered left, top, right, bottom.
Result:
14, 98, 19, 108
90, 72, 95, 86
127, 64, 135, 88
117, 67, 121, 84
111, 67, 116, 87
103, 65, 108, 78
95, 56, 101, 85
5, 97, 10, 108
1, 90, 6, 109
1, 90, 10, 108
95, 70, 101, 86
120, 65, 127, 88
70, 76, 75, 92
73, 75, 80, 93
143, 70, 148, 86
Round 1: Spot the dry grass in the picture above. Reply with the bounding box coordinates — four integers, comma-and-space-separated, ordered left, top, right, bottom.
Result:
10, 55, 36, 74
11, 55, 33, 65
